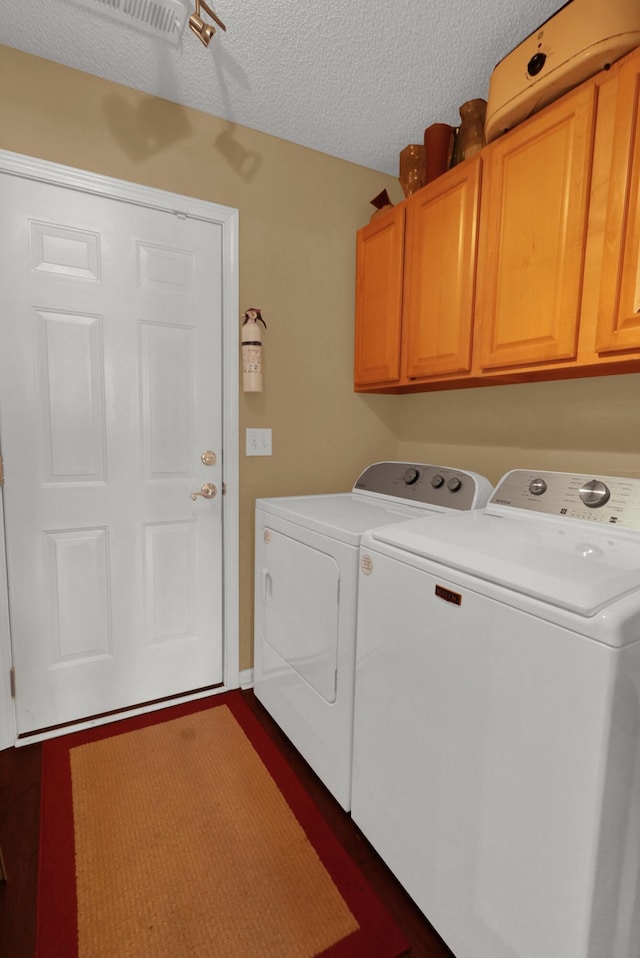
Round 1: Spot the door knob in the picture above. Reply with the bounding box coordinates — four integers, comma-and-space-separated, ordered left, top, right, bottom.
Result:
191, 482, 217, 501
201, 450, 217, 465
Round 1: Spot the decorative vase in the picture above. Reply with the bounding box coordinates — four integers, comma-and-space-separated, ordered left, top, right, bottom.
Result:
423, 123, 453, 183
399, 144, 426, 197
457, 98, 487, 162
369, 188, 393, 221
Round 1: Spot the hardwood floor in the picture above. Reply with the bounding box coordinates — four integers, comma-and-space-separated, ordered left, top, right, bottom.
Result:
0, 690, 455, 957
0, 739, 41, 958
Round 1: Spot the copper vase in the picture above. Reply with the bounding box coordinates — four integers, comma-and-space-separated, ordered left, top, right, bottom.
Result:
457, 98, 487, 161
423, 123, 454, 183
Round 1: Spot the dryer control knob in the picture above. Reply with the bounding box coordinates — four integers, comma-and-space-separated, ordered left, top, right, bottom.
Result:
447, 477, 462, 492
579, 479, 611, 509
403, 467, 420, 485
431, 474, 445, 489
529, 478, 547, 496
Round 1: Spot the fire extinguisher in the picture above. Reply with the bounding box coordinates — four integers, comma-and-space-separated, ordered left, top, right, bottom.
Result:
242, 308, 267, 392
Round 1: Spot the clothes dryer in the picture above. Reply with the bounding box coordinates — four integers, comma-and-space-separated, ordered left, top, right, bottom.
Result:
352, 468, 640, 958
253, 461, 492, 810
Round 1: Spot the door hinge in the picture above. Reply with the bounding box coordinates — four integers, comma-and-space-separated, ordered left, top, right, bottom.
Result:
9, 667, 16, 699
0, 455, 3, 487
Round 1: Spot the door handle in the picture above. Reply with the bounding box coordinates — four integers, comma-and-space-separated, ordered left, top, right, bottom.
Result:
191, 482, 217, 501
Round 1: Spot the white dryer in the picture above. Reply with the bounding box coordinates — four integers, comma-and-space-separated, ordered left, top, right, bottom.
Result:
352, 469, 640, 958
253, 461, 493, 810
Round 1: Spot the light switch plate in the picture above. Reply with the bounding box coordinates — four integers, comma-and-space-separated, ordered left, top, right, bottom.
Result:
246, 428, 272, 456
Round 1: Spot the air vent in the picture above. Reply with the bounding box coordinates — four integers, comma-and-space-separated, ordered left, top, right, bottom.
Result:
71, 0, 189, 43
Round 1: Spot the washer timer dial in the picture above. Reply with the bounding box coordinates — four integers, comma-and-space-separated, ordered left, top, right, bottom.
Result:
528, 478, 547, 496
578, 479, 611, 509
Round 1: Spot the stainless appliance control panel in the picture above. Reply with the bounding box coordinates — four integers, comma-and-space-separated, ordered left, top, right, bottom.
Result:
353, 461, 489, 511
491, 469, 640, 530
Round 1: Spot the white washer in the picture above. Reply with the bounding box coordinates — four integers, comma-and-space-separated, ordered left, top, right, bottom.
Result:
253, 461, 493, 810
352, 468, 640, 958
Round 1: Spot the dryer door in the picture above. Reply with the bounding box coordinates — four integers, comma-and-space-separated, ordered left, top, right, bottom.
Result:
262, 528, 340, 702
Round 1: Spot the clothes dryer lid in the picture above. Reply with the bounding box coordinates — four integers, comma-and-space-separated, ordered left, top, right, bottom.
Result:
257, 493, 433, 546
256, 461, 493, 545
371, 510, 640, 616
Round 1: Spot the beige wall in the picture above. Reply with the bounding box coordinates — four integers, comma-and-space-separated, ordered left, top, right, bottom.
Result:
3, 46, 640, 678
0, 46, 401, 672
395, 372, 640, 487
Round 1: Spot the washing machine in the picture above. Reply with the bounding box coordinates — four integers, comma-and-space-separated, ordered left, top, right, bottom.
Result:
253, 461, 493, 811
351, 468, 640, 958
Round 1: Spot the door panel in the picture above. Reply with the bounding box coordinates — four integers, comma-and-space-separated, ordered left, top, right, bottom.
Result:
0, 173, 225, 734
354, 206, 405, 387
476, 85, 596, 370
263, 528, 340, 703
596, 57, 640, 353
403, 157, 480, 379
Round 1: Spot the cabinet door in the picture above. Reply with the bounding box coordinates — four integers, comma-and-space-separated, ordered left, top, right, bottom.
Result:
403, 158, 480, 379
354, 205, 404, 387
596, 56, 640, 353
476, 85, 597, 371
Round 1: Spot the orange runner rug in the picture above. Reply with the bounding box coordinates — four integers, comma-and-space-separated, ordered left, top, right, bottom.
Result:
36, 691, 408, 957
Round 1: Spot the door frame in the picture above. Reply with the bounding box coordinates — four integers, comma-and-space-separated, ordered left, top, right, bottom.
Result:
0, 149, 239, 748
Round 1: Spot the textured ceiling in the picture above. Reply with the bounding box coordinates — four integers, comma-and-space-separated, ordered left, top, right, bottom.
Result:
1, 0, 566, 175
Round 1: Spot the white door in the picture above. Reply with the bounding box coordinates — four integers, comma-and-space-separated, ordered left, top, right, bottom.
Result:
0, 162, 234, 736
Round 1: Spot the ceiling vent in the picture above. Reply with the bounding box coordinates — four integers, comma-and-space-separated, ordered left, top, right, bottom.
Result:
71, 0, 189, 43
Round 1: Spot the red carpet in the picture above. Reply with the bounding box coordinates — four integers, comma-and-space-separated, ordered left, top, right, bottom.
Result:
36, 690, 408, 957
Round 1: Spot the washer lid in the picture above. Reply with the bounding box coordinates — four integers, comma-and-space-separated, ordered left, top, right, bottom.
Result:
370, 510, 640, 616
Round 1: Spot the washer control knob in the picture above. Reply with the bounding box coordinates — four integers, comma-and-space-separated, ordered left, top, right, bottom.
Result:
579, 479, 611, 509
431, 474, 445, 489
529, 478, 547, 496
403, 467, 420, 485
447, 477, 462, 492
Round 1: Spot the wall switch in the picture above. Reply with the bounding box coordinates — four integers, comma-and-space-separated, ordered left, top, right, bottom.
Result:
246, 428, 272, 456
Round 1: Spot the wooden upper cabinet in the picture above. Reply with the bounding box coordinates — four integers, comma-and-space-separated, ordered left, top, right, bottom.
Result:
354, 204, 405, 387
403, 157, 481, 379
596, 55, 640, 354
476, 84, 597, 371
353, 47, 640, 394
